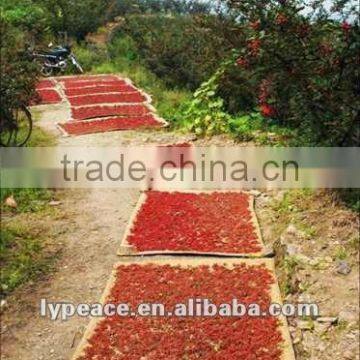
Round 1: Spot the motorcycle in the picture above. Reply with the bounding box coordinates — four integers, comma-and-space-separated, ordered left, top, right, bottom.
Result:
30, 43, 84, 77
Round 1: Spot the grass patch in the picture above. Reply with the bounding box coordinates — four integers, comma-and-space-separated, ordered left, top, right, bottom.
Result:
269, 190, 315, 240
26, 109, 58, 147
228, 113, 296, 145
0, 221, 59, 296
337, 189, 360, 213
27, 125, 57, 147
1, 187, 59, 296
1, 189, 53, 213
333, 246, 348, 261
0, 191, 61, 297
279, 255, 300, 295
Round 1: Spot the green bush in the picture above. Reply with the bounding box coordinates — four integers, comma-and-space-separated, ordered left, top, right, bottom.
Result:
217, 0, 359, 145
1, 0, 50, 35
112, 14, 236, 90
38, 0, 111, 40
72, 44, 109, 72
0, 219, 58, 295
108, 0, 211, 18
0, 19, 39, 110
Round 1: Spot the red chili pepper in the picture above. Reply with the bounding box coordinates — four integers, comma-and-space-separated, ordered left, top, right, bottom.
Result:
126, 192, 262, 254
76, 263, 283, 360
260, 103, 277, 118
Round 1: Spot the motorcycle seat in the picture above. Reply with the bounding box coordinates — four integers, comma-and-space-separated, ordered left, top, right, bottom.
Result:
38, 47, 70, 57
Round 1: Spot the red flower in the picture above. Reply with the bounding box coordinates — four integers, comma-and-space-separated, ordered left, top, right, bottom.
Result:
297, 24, 310, 38
260, 104, 276, 118
258, 79, 272, 104
275, 13, 288, 26
341, 21, 351, 32
248, 39, 261, 56
319, 42, 333, 56
236, 57, 249, 68
250, 20, 261, 30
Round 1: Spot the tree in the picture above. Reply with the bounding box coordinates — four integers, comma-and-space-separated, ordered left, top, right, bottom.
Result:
38, 0, 111, 40
190, 0, 360, 144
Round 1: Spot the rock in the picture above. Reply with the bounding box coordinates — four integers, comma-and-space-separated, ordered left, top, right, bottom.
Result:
4, 195, 17, 208
316, 317, 338, 325
0, 299, 7, 310
314, 322, 331, 334
294, 254, 311, 264
288, 326, 297, 333
49, 200, 62, 206
309, 257, 331, 270
302, 331, 318, 351
249, 190, 261, 197
317, 343, 326, 352
256, 195, 271, 206
298, 293, 314, 304
343, 350, 355, 359
286, 224, 298, 236
309, 258, 319, 267
187, 134, 198, 142
336, 260, 351, 275
291, 328, 303, 344
296, 319, 314, 331
274, 190, 287, 202
263, 245, 275, 257
338, 309, 358, 323
286, 244, 298, 256
1, 325, 8, 335
346, 332, 357, 340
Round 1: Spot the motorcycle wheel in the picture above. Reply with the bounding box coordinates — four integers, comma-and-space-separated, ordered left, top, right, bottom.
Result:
41, 65, 53, 77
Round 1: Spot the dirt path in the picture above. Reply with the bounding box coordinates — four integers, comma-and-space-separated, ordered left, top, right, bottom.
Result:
1, 189, 140, 360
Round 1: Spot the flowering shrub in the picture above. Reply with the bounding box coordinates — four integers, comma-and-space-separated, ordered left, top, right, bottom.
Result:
67, 92, 145, 106
60, 115, 161, 135
127, 191, 262, 254
71, 104, 150, 120
186, 0, 360, 145
0, 19, 39, 111
113, 14, 236, 90
77, 263, 283, 360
